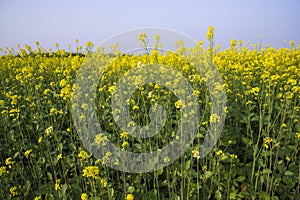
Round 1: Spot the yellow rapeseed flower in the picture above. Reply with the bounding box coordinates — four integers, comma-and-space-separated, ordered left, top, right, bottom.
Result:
43, 88, 51, 95
216, 150, 223, 156
34, 195, 42, 200
202, 121, 208, 125
9, 186, 18, 196
114, 159, 119, 166
175, 99, 185, 109
78, 150, 89, 160
121, 141, 129, 149
108, 85, 116, 94
264, 137, 272, 144
59, 79, 68, 87
100, 178, 108, 187
250, 87, 260, 95
5, 157, 15, 168
102, 151, 112, 164
0, 166, 7, 177
206, 26, 215, 41
81, 193, 88, 200
55, 179, 61, 190
264, 137, 273, 149
94, 133, 108, 146
163, 156, 170, 163
95, 159, 101, 165
45, 126, 53, 135
138, 32, 147, 41
210, 113, 221, 123
120, 132, 128, 140
82, 166, 100, 178
57, 153, 63, 160
192, 149, 200, 159
132, 105, 139, 110
81, 103, 88, 109
230, 154, 238, 159
0, 100, 5, 107
126, 194, 134, 200
24, 149, 32, 159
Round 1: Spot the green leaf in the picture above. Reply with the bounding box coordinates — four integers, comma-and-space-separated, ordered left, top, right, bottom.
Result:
284, 171, 293, 176
229, 192, 236, 199
242, 137, 252, 146
185, 160, 191, 170
127, 186, 134, 193
24, 180, 31, 196
204, 170, 214, 179
47, 172, 53, 181
215, 190, 222, 200
58, 143, 63, 151
236, 176, 246, 182
14, 151, 20, 158
45, 193, 54, 200
61, 184, 68, 196
38, 183, 54, 195
259, 191, 270, 200
283, 176, 294, 189
109, 188, 114, 197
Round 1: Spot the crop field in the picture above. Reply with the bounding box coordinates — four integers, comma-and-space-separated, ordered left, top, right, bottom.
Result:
0, 28, 299, 199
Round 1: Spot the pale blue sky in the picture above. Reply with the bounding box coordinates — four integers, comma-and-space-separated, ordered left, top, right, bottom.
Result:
0, 0, 299, 51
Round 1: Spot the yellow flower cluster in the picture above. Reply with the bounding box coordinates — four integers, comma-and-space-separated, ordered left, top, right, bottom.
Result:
78, 150, 89, 160
206, 26, 215, 41
82, 166, 100, 179
210, 113, 221, 123
230, 154, 238, 159
0, 166, 7, 177
264, 137, 273, 149
192, 149, 200, 158
9, 186, 18, 196
81, 193, 88, 200
94, 133, 108, 146
55, 179, 61, 190
5, 157, 15, 168
24, 149, 32, 159
126, 194, 135, 200
120, 131, 129, 139
45, 126, 53, 136
34, 196, 42, 200
175, 99, 185, 109
216, 150, 223, 156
